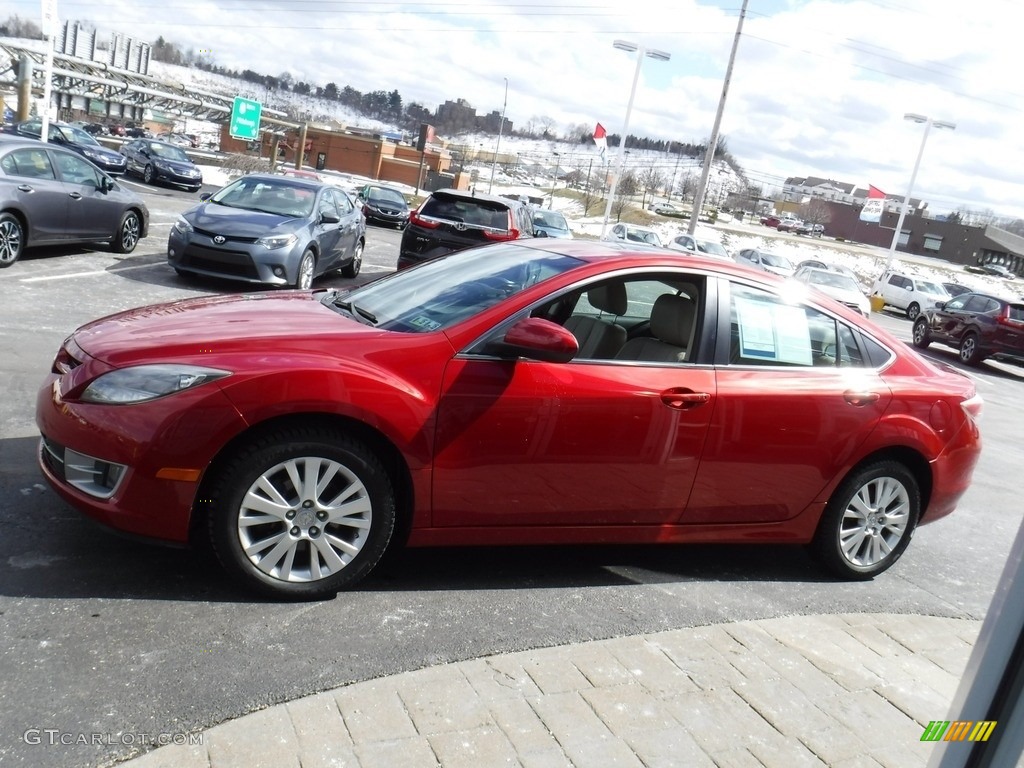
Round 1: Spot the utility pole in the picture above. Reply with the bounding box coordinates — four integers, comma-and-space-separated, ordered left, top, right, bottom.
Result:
688, 0, 748, 235
488, 78, 508, 194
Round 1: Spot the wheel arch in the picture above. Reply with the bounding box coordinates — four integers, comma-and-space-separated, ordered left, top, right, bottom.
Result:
189, 411, 416, 550
1, 206, 31, 243
834, 446, 933, 520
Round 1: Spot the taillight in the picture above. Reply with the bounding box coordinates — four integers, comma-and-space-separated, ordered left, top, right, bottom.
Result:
961, 392, 984, 423
409, 209, 440, 229
483, 210, 517, 241
995, 309, 1024, 327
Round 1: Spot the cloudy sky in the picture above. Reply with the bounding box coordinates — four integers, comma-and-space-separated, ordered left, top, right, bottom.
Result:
8, 0, 1022, 220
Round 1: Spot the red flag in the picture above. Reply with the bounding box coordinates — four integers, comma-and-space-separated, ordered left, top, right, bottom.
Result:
593, 123, 607, 162
867, 184, 886, 199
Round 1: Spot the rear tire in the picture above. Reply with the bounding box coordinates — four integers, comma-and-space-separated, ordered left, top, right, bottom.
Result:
959, 332, 984, 366
811, 461, 919, 580
340, 240, 363, 279
207, 427, 396, 600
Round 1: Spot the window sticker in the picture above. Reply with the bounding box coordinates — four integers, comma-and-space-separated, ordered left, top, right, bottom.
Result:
735, 296, 812, 365
408, 316, 442, 331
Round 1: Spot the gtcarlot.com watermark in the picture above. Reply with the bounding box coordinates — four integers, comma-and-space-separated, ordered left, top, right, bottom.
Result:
23, 728, 203, 747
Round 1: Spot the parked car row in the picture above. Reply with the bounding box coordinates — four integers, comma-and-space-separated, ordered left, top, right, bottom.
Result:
3, 118, 128, 175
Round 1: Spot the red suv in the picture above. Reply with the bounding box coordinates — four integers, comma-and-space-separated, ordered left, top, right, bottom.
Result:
913, 291, 1024, 366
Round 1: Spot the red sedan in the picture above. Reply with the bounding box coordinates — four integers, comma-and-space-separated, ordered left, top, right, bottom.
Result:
36, 241, 983, 598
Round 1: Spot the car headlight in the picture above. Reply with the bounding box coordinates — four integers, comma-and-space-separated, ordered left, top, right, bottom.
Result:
257, 232, 298, 250
82, 148, 104, 159
153, 160, 169, 170
81, 364, 230, 404
173, 216, 193, 234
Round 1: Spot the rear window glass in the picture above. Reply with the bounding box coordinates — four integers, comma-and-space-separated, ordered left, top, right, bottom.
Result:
422, 197, 511, 230
1009, 304, 1024, 322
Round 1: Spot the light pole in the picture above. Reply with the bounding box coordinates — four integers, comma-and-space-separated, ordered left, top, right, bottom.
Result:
883, 113, 956, 272
600, 40, 671, 238
488, 77, 508, 194
549, 151, 561, 208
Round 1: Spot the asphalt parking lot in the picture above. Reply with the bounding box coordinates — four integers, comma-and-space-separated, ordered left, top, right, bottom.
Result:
2, 184, 1023, 767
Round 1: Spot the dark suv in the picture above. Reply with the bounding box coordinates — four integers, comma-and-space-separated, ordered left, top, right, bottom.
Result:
912, 291, 1024, 366
398, 188, 540, 269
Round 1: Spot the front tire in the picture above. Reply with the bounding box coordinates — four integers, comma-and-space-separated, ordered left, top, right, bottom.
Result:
906, 302, 921, 321
812, 461, 919, 580
296, 249, 315, 289
207, 428, 396, 599
112, 211, 141, 254
959, 332, 984, 366
340, 240, 363, 278
911, 317, 931, 349
0, 212, 24, 268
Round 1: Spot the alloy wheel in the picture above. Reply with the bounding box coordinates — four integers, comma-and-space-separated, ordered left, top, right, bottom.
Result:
837, 476, 911, 569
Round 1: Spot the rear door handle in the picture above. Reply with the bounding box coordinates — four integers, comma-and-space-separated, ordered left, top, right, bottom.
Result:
844, 390, 880, 407
68, 192, 82, 200
661, 388, 711, 410
18, 184, 33, 193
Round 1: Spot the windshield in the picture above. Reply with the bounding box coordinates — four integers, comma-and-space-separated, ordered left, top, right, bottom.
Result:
367, 187, 406, 205
762, 253, 793, 269
917, 280, 946, 295
211, 177, 317, 217
56, 125, 99, 146
626, 228, 662, 247
340, 244, 581, 332
808, 271, 859, 291
698, 241, 728, 258
533, 210, 568, 229
150, 142, 190, 162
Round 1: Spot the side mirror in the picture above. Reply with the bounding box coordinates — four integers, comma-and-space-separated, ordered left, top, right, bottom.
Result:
534, 229, 549, 238
100, 176, 114, 192
320, 211, 341, 224
935, 301, 946, 310
492, 318, 578, 363
200, 192, 213, 202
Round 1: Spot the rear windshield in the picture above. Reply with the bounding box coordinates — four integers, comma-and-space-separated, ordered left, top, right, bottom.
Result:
422, 196, 511, 230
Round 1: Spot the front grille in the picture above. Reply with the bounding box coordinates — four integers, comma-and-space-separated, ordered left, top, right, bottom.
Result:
193, 227, 260, 244
181, 245, 260, 280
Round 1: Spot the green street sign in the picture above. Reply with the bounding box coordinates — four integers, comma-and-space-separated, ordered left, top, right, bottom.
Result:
229, 96, 262, 141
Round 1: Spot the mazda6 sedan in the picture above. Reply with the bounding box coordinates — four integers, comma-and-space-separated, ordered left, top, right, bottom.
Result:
36, 240, 983, 599
167, 173, 365, 288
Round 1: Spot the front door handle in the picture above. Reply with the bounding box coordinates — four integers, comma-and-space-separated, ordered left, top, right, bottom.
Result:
68, 192, 82, 200
661, 388, 711, 410
18, 184, 34, 193
844, 390, 880, 407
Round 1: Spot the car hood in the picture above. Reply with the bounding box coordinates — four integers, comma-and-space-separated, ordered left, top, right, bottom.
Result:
817, 285, 868, 304
186, 203, 303, 236
71, 292, 375, 367
154, 157, 198, 173
75, 143, 123, 160
366, 199, 407, 213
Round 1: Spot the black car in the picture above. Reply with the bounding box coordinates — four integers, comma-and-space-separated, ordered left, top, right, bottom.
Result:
121, 138, 203, 191
2, 119, 128, 175
912, 291, 1024, 366
398, 188, 540, 270
0, 138, 148, 267
356, 183, 410, 228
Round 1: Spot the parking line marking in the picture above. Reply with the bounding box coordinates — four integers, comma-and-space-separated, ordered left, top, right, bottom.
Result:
21, 263, 160, 282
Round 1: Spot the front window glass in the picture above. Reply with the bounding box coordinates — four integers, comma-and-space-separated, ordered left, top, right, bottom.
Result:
337, 244, 580, 332
534, 210, 568, 229
54, 151, 102, 187
761, 253, 793, 269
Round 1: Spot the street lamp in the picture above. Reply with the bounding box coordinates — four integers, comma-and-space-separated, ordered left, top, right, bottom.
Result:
600, 40, 671, 237
884, 113, 956, 271
549, 151, 561, 208
488, 77, 508, 194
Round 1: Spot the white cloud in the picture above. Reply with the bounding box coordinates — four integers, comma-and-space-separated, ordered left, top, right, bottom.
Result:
6, 0, 1021, 219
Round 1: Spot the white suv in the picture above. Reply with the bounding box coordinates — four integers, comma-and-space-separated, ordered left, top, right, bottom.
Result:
872, 271, 950, 320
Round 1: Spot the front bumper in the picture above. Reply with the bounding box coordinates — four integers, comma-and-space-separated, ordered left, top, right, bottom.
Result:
167, 230, 298, 285
35, 372, 248, 543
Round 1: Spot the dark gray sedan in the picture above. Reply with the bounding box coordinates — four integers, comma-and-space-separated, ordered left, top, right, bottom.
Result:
0, 138, 148, 268
121, 138, 203, 191
167, 174, 366, 288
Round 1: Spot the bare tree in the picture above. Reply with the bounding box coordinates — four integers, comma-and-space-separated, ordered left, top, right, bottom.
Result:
536, 116, 557, 138
799, 199, 831, 226
614, 170, 639, 221
639, 167, 665, 209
